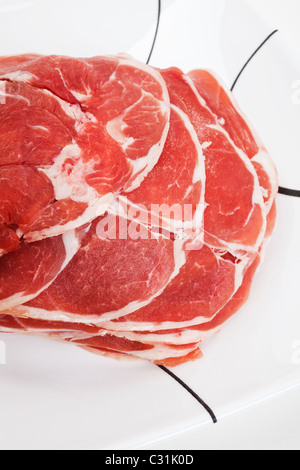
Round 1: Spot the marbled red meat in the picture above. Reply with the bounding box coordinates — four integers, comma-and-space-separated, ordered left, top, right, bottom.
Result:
0, 229, 80, 311
0, 54, 170, 249
0, 55, 278, 366
15, 215, 185, 323
117, 104, 205, 240
160, 68, 271, 252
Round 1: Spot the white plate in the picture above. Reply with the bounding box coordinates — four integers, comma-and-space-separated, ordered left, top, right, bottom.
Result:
0, 0, 300, 450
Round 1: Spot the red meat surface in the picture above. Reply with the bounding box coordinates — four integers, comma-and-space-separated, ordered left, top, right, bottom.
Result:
0, 55, 278, 366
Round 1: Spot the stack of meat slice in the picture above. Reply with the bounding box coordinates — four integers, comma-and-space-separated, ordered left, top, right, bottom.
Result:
0, 54, 278, 366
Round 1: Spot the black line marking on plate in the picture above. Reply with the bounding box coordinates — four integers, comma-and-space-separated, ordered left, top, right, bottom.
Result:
231, 30, 279, 91
146, 0, 161, 65
279, 186, 300, 198
157, 365, 218, 424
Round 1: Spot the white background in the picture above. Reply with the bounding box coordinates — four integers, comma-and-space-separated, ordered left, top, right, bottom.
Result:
252, 0, 300, 53
144, 0, 300, 451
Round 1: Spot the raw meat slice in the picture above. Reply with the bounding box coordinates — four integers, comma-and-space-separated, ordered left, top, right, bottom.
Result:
105, 195, 275, 347
0, 229, 80, 312
0, 56, 278, 367
0, 313, 202, 366
187, 69, 278, 212
81, 347, 202, 367
11, 215, 186, 323
0, 238, 269, 366
0, 80, 77, 167
107, 253, 261, 346
80, 346, 202, 367
71, 334, 201, 363
121, 198, 276, 345
0, 165, 58, 255
265, 201, 277, 239
155, 349, 203, 366
160, 68, 266, 252
115, 104, 205, 240
100, 244, 253, 332
75, 341, 201, 364
0, 315, 99, 335
0, 54, 170, 248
